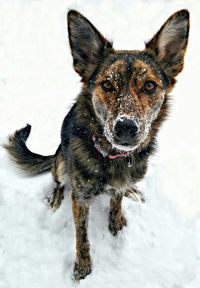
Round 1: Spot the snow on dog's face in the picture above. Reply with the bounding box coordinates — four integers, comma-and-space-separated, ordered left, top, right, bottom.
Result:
68, 10, 189, 151
92, 53, 169, 151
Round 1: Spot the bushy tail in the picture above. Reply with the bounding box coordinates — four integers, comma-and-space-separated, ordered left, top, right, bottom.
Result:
3, 124, 55, 175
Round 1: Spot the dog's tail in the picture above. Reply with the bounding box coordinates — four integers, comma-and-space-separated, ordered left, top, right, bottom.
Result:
3, 124, 55, 175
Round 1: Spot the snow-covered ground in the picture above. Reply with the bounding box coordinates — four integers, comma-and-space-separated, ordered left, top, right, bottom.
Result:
0, 0, 200, 287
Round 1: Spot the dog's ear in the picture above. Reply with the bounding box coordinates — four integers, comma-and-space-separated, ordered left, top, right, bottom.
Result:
145, 9, 189, 78
67, 10, 113, 81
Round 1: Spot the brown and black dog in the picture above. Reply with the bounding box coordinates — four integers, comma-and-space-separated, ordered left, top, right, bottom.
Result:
4, 9, 189, 280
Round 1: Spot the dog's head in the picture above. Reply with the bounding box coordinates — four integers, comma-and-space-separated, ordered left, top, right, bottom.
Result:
68, 10, 189, 152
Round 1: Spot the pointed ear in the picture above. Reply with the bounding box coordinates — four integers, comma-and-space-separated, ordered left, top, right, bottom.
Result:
67, 10, 113, 81
145, 9, 190, 78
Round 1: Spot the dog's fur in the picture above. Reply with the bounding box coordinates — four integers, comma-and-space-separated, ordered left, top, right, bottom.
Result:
4, 10, 189, 280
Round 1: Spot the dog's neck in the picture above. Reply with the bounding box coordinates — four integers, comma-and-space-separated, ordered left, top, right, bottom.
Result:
92, 135, 132, 159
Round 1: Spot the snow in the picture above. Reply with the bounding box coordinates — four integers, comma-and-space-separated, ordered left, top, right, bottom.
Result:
0, 0, 200, 287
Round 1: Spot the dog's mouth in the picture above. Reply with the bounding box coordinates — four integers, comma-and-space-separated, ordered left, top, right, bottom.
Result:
110, 141, 140, 152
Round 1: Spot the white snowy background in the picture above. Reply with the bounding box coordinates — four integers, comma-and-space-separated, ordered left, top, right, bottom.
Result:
0, 0, 200, 287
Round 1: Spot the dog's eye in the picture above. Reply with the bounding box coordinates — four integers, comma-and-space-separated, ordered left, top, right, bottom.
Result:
143, 81, 157, 94
101, 80, 116, 93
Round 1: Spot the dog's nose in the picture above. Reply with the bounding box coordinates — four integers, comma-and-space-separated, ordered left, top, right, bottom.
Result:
114, 119, 139, 141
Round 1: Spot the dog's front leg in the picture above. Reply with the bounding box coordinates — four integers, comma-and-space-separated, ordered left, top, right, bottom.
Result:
109, 194, 127, 236
72, 197, 91, 281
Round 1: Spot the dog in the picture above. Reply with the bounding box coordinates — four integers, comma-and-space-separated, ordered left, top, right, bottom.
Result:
4, 9, 190, 280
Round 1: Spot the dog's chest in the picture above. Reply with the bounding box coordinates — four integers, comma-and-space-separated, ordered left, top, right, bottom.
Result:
68, 138, 149, 200
89, 156, 145, 190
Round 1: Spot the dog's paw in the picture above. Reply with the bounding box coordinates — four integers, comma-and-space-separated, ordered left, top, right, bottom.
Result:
46, 186, 64, 212
124, 186, 145, 202
109, 213, 127, 236
73, 259, 92, 281
47, 195, 63, 212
